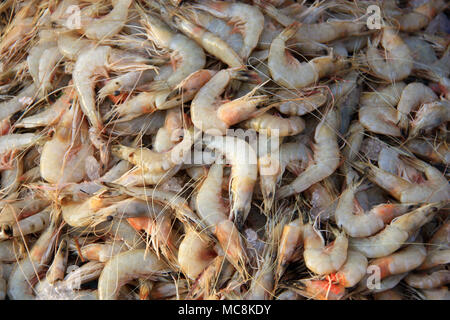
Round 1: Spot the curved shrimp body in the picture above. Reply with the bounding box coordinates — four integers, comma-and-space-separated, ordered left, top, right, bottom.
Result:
395, 0, 447, 32
359, 158, 450, 203
419, 250, 450, 270
396, 82, 438, 132
269, 23, 350, 89
194, 0, 264, 59
275, 88, 328, 116
368, 242, 427, 280
111, 129, 194, 174
40, 107, 93, 184
366, 27, 413, 82
259, 141, 311, 209
142, 13, 206, 91
277, 109, 340, 199
0, 83, 37, 121
349, 203, 442, 258
178, 227, 217, 280
57, 31, 94, 61
335, 184, 413, 238
154, 108, 186, 153
405, 270, 450, 289
205, 136, 257, 228
242, 112, 305, 137
295, 279, 346, 300
0, 209, 50, 240
98, 249, 170, 300
82, 0, 132, 40
171, 14, 244, 68
331, 250, 368, 288
359, 105, 401, 137
302, 224, 348, 275
409, 100, 450, 137
7, 221, 58, 300
191, 68, 266, 135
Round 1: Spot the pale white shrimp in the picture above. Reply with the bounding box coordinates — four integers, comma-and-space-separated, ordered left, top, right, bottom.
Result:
0, 239, 24, 263
140, 12, 206, 91
63, 261, 105, 290
195, 163, 248, 277
368, 240, 427, 279
0, 209, 50, 240
366, 27, 413, 82
178, 227, 217, 280
191, 68, 266, 135
303, 224, 348, 275
410, 100, 450, 137
268, 23, 350, 89
393, 0, 447, 32
242, 111, 305, 137
82, 0, 132, 40
194, 0, 264, 59
1, 157, 23, 195
153, 108, 186, 153
98, 249, 170, 300
331, 250, 368, 288
259, 141, 312, 209
98, 69, 157, 100
335, 183, 415, 238
277, 109, 340, 199
57, 31, 94, 61
358, 157, 450, 203
405, 270, 450, 289
7, 220, 58, 300
205, 135, 257, 228
396, 82, 438, 132
0, 133, 41, 155
349, 203, 443, 258
405, 138, 450, 166
276, 217, 303, 280
80, 242, 127, 263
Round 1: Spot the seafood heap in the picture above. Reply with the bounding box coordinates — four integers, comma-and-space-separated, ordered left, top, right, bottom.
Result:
0, 0, 449, 300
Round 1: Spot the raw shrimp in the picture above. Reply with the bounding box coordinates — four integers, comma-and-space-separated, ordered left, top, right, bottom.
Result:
277, 109, 340, 199
335, 182, 415, 238
268, 23, 350, 89
349, 203, 443, 258
0, 209, 50, 240
396, 82, 438, 132
409, 100, 450, 137
302, 224, 348, 275
394, 0, 447, 32
405, 270, 450, 289
178, 227, 217, 280
205, 136, 257, 228
191, 68, 266, 135
0, 83, 37, 121
98, 249, 170, 300
80, 242, 127, 263
289, 279, 346, 300
368, 240, 427, 279
193, 0, 264, 59
366, 27, 413, 82
153, 108, 186, 153
0, 239, 24, 262
276, 217, 303, 280
331, 250, 368, 288
405, 138, 449, 166
242, 111, 305, 137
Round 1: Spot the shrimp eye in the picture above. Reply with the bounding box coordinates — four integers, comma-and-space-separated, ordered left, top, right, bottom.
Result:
113, 90, 120, 96
407, 204, 415, 211
2, 225, 12, 237
106, 215, 113, 222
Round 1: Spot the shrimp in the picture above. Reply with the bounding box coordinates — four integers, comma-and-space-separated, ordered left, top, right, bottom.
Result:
368, 240, 427, 280
191, 68, 266, 135
396, 82, 438, 132
276, 217, 303, 280
268, 23, 350, 89
277, 109, 340, 199
111, 128, 195, 174
405, 138, 449, 166
289, 279, 346, 300
98, 249, 170, 300
80, 242, 127, 263
259, 141, 312, 209
140, 12, 206, 91
349, 203, 443, 258
0, 133, 41, 156
0, 239, 24, 263
0, 83, 37, 121
81, 0, 132, 40
366, 27, 413, 82
205, 136, 257, 228
335, 182, 415, 238
302, 224, 348, 275
405, 270, 450, 289
57, 31, 94, 61
7, 219, 59, 300
193, 0, 264, 59
409, 100, 450, 137
357, 157, 450, 203
0, 209, 50, 240
195, 164, 248, 277
63, 261, 105, 289
170, 11, 244, 68
153, 108, 186, 153
178, 227, 217, 280
331, 250, 368, 288
394, 0, 447, 32
242, 111, 305, 137
40, 103, 93, 184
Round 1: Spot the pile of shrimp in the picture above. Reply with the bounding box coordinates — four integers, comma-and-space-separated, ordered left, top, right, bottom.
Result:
0, 0, 448, 300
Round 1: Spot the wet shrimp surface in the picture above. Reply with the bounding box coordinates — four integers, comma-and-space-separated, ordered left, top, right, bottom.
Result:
0, 0, 449, 300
